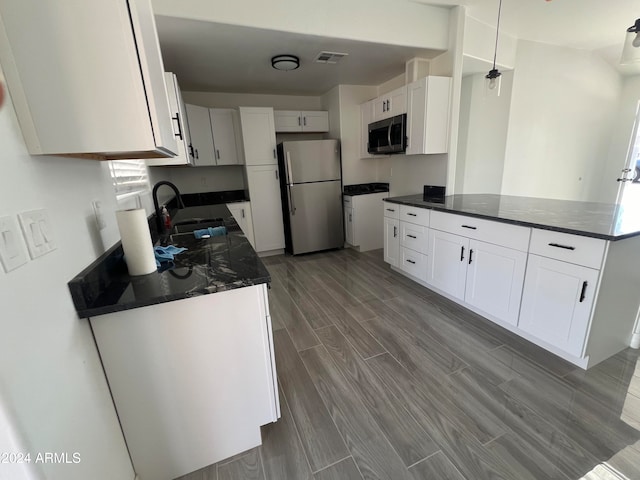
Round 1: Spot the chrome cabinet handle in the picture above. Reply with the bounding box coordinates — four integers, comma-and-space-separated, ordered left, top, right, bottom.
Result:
549, 242, 575, 251
298, 116, 301, 126
303, 116, 307, 126
406, 259, 416, 264
468, 249, 473, 264
461, 225, 477, 230
407, 213, 417, 217
386, 208, 395, 212
460, 246, 465, 262
393, 226, 397, 237
407, 234, 417, 239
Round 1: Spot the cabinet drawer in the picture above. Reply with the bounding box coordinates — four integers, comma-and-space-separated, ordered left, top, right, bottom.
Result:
430, 211, 530, 252
529, 229, 606, 269
400, 247, 427, 281
383, 202, 400, 219
400, 205, 429, 227
400, 222, 428, 254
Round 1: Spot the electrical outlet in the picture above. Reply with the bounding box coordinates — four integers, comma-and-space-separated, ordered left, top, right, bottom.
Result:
0, 215, 28, 272
18, 209, 57, 259
92, 200, 106, 230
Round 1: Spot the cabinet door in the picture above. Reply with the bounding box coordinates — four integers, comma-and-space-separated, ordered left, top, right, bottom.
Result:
345, 206, 355, 246
0, 0, 177, 159
210, 109, 239, 165
147, 73, 192, 166
388, 86, 407, 117
227, 202, 255, 248
360, 100, 374, 158
464, 240, 527, 326
406, 79, 426, 156
427, 230, 468, 300
246, 166, 285, 252
406, 77, 451, 155
519, 255, 599, 357
373, 97, 388, 121
240, 107, 278, 165
384, 217, 400, 267
301, 111, 329, 132
274, 111, 302, 132
186, 104, 216, 166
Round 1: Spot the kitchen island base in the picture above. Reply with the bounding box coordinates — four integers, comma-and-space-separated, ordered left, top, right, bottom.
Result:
90, 284, 279, 480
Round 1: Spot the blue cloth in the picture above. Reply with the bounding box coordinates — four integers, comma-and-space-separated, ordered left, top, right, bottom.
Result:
154, 245, 188, 268
193, 226, 227, 239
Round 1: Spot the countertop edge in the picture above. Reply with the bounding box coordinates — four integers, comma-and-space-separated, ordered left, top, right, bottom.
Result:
383, 197, 638, 242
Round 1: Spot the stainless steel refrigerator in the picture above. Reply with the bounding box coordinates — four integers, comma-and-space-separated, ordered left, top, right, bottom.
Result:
277, 140, 343, 255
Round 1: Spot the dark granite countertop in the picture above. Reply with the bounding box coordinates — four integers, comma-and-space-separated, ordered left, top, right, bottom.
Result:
385, 194, 640, 241
68, 204, 270, 318
344, 183, 389, 196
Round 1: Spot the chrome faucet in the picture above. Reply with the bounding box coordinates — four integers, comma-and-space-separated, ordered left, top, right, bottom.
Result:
152, 181, 185, 234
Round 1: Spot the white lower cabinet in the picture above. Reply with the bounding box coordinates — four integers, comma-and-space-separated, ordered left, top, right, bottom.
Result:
383, 216, 400, 267
90, 284, 279, 480
427, 229, 469, 300
226, 202, 255, 248
464, 240, 527, 326
345, 206, 355, 246
344, 192, 388, 251
246, 165, 285, 253
400, 246, 427, 281
519, 254, 599, 357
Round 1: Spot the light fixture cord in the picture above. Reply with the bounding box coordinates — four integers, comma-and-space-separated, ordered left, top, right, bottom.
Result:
492, 0, 503, 69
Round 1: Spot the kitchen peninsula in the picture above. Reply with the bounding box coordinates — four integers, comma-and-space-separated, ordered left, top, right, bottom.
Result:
384, 193, 640, 369
68, 204, 279, 480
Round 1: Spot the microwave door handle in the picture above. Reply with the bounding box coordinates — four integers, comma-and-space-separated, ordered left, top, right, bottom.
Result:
387, 118, 393, 150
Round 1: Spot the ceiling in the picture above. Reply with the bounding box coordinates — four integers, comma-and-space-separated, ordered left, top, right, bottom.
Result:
155, 17, 442, 95
156, 0, 640, 96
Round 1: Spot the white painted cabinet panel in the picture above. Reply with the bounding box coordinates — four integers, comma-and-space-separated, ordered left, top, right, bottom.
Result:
147, 73, 193, 166
400, 247, 427, 281
210, 108, 240, 165
186, 104, 216, 166
406, 76, 452, 155
373, 86, 407, 121
465, 240, 527, 326
246, 165, 285, 252
0, 0, 177, 160
90, 284, 279, 480
227, 202, 255, 248
240, 107, 278, 165
344, 192, 388, 251
519, 254, 599, 357
427, 229, 468, 300
384, 217, 400, 267
345, 206, 355, 246
274, 110, 329, 132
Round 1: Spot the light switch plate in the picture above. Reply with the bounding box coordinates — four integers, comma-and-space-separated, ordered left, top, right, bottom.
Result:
18, 209, 57, 259
0, 215, 28, 272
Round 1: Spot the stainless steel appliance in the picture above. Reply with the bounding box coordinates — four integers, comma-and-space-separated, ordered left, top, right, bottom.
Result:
368, 113, 407, 154
277, 140, 343, 255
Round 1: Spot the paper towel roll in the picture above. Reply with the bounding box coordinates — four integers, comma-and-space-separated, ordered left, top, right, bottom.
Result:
116, 209, 157, 276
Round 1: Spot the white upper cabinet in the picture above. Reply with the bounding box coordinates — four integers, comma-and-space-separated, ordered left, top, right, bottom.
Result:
186, 104, 216, 166
0, 0, 178, 160
373, 86, 407, 121
274, 110, 329, 132
239, 107, 278, 165
210, 108, 241, 165
406, 76, 452, 155
147, 73, 193, 167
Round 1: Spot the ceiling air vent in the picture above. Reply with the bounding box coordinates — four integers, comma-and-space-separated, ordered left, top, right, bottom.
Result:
314, 51, 348, 64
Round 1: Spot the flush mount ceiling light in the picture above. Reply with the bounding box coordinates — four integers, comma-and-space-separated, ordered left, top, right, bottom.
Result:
621, 18, 640, 65
271, 55, 300, 71
485, 0, 503, 96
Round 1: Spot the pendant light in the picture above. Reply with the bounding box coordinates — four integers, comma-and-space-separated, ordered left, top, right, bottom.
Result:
485, 0, 503, 96
620, 19, 640, 65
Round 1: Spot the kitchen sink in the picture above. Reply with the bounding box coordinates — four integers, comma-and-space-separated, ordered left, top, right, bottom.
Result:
171, 218, 225, 234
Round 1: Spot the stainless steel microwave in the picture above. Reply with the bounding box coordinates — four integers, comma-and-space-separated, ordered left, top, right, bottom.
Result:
367, 114, 407, 155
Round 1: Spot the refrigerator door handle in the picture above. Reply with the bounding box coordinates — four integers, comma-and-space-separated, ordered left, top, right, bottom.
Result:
286, 151, 294, 185
287, 185, 296, 215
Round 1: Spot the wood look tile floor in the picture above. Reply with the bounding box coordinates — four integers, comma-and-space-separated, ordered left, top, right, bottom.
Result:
176, 248, 640, 480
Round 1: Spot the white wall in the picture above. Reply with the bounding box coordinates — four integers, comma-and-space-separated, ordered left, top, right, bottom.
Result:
603, 75, 640, 203
166, 165, 246, 194
500, 40, 621, 201
152, 0, 449, 50
182, 91, 322, 110
0, 73, 134, 479
457, 70, 513, 194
